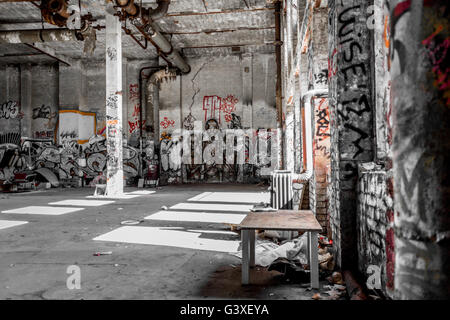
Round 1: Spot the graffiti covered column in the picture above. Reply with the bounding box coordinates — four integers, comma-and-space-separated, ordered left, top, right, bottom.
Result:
328, 0, 375, 269
389, 0, 449, 299
105, 10, 124, 196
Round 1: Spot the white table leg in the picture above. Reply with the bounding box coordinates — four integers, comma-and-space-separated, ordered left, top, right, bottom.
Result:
310, 231, 319, 289
241, 229, 250, 285
249, 230, 255, 268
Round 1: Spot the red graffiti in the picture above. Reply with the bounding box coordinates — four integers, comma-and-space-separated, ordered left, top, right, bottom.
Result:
160, 117, 175, 129
328, 48, 338, 79
132, 104, 141, 117
129, 84, 139, 102
203, 95, 222, 123
98, 126, 106, 135
128, 120, 146, 134
203, 95, 239, 123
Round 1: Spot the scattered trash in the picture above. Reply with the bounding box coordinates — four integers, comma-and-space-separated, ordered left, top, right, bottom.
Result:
93, 251, 112, 256
161, 205, 168, 210
114, 264, 119, 267
312, 293, 321, 300
120, 219, 144, 225
324, 284, 347, 300
259, 230, 280, 241
331, 271, 345, 285
319, 236, 333, 246
269, 293, 274, 296
268, 258, 310, 283
117, 208, 123, 211
319, 251, 334, 271
232, 234, 308, 267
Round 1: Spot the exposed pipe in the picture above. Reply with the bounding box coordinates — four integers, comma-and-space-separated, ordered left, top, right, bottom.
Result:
123, 26, 147, 49
138, 66, 162, 140
145, 0, 170, 21
133, 22, 190, 74
292, 89, 328, 182
274, 0, 284, 170
0, 29, 80, 44
146, 68, 177, 144
116, 0, 139, 17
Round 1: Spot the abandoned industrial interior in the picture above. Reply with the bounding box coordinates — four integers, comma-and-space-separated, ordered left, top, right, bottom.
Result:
0, 0, 448, 303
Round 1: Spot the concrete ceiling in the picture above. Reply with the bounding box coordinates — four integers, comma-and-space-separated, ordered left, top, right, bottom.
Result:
0, 0, 276, 65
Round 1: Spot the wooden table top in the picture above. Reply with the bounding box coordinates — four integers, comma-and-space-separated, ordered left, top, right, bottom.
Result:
239, 210, 322, 232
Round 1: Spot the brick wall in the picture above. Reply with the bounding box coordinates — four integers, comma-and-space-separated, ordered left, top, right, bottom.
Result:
357, 162, 393, 297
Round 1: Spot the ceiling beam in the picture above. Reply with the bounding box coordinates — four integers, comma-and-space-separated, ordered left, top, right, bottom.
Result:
24, 43, 72, 66
167, 7, 274, 17
161, 26, 275, 35
182, 42, 276, 49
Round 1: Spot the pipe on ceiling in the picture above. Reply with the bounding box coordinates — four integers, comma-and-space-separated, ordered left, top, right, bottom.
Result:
113, 0, 190, 74
0, 28, 80, 44
133, 22, 191, 74
145, 0, 170, 21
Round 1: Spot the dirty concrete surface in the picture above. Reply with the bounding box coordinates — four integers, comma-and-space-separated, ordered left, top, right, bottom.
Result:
0, 184, 330, 300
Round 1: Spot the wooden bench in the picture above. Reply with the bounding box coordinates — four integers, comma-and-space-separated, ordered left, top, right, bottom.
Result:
239, 210, 323, 289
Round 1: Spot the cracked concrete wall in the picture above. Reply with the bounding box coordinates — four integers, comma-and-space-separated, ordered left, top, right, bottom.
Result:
159, 54, 277, 133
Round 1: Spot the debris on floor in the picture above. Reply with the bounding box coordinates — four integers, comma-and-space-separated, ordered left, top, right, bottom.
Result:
258, 230, 280, 241
267, 258, 310, 283
312, 293, 321, 300
120, 219, 144, 225
232, 234, 308, 267
93, 251, 112, 256
324, 284, 347, 300
327, 271, 345, 285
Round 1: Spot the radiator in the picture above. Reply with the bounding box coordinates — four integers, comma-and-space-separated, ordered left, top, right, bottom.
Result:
270, 170, 293, 210
270, 170, 297, 239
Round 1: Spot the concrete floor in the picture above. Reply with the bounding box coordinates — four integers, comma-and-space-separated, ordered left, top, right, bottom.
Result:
0, 184, 328, 300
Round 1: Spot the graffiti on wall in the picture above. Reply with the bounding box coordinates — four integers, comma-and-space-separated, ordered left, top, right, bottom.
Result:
202, 95, 239, 124
160, 117, 175, 129
314, 98, 331, 159
0, 101, 22, 120
336, 3, 373, 161
128, 83, 146, 134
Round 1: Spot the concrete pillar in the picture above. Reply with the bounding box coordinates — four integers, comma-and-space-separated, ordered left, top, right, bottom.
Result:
328, 0, 375, 269
19, 64, 32, 138
388, 0, 449, 300
105, 11, 124, 196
